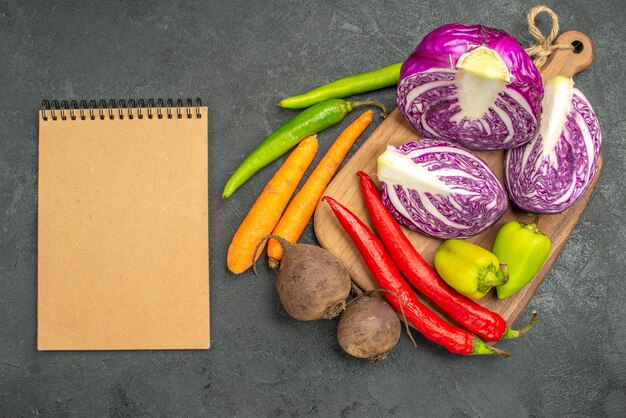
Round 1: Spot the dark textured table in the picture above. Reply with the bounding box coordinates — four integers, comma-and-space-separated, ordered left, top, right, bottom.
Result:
1, 0, 625, 416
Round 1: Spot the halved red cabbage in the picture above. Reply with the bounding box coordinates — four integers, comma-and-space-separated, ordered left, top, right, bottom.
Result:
505, 76, 601, 213
398, 24, 543, 150
377, 140, 507, 239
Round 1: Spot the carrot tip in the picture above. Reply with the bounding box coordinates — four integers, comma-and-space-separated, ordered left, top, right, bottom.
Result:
268, 257, 280, 270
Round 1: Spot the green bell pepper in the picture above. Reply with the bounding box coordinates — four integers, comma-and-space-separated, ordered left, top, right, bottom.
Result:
434, 239, 509, 300
492, 217, 551, 299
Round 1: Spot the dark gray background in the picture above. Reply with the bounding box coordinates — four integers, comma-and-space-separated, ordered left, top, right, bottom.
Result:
1, 0, 624, 416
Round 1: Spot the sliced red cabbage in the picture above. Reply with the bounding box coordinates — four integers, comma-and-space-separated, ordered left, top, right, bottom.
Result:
397, 24, 543, 150
377, 140, 507, 239
505, 76, 601, 213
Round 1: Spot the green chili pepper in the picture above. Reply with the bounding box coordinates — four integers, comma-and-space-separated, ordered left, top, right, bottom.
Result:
434, 239, 509, 300
492, 217, 551, 299
222, 98, 386, 198
279, 63, 402, 109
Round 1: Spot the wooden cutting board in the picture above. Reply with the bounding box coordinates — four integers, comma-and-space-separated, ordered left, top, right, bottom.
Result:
313, 31, 601, 328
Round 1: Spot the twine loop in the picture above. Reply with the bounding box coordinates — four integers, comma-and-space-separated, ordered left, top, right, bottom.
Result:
524, 5, 572, 68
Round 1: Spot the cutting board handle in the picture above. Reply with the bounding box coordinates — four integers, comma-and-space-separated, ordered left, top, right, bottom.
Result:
539, 30, 595, 80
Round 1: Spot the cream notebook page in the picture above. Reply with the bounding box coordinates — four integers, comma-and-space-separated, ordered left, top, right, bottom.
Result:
38, 101, 209, 350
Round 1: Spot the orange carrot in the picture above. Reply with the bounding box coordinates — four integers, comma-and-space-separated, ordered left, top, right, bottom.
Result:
268, 110, 373, 268
227, 135, 318, 274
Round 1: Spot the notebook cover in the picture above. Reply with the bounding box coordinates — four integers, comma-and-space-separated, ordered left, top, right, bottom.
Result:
37, 107, 209, 350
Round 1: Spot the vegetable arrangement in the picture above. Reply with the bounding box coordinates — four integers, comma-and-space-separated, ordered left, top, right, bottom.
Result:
323, 196, 509, 357
222, 99, 386, 198
267, 110, 374, 268
256, 234, 413, 360
357, 171, 535, 341
227, 136, 318, 274
224, 5, 599, 361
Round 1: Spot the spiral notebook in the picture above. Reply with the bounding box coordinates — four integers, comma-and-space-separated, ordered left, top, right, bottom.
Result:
37, 99, 209, 350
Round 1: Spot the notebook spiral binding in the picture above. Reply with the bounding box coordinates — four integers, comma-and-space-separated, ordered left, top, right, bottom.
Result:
41, 98, 203, 121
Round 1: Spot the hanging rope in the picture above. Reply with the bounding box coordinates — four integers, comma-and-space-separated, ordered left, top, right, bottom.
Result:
524, 5, 572, 68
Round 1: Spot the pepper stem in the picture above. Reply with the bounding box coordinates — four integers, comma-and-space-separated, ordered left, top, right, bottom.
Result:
349, 100, 389, 118
488, 345, 512, 358
497, 263, 509, 284
471, 338, 511, 357
477, 263, 509, 292
529, 213, 539, 226
501, 310, 538, 340
521, 213, 543, 234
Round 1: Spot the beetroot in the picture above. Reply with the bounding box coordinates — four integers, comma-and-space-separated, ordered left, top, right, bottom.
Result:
256, 235, 351, 321
337, 294, 401, 361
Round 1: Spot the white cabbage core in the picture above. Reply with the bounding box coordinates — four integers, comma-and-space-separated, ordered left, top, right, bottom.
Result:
378, 148, 470, 196
539, 75, 574, 161
455, 46, 511, 119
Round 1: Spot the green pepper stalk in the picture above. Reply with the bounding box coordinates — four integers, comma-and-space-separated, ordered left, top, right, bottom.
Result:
434, 239, 508, 300
492, 216, 551, 299
222, 98, 387, 198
